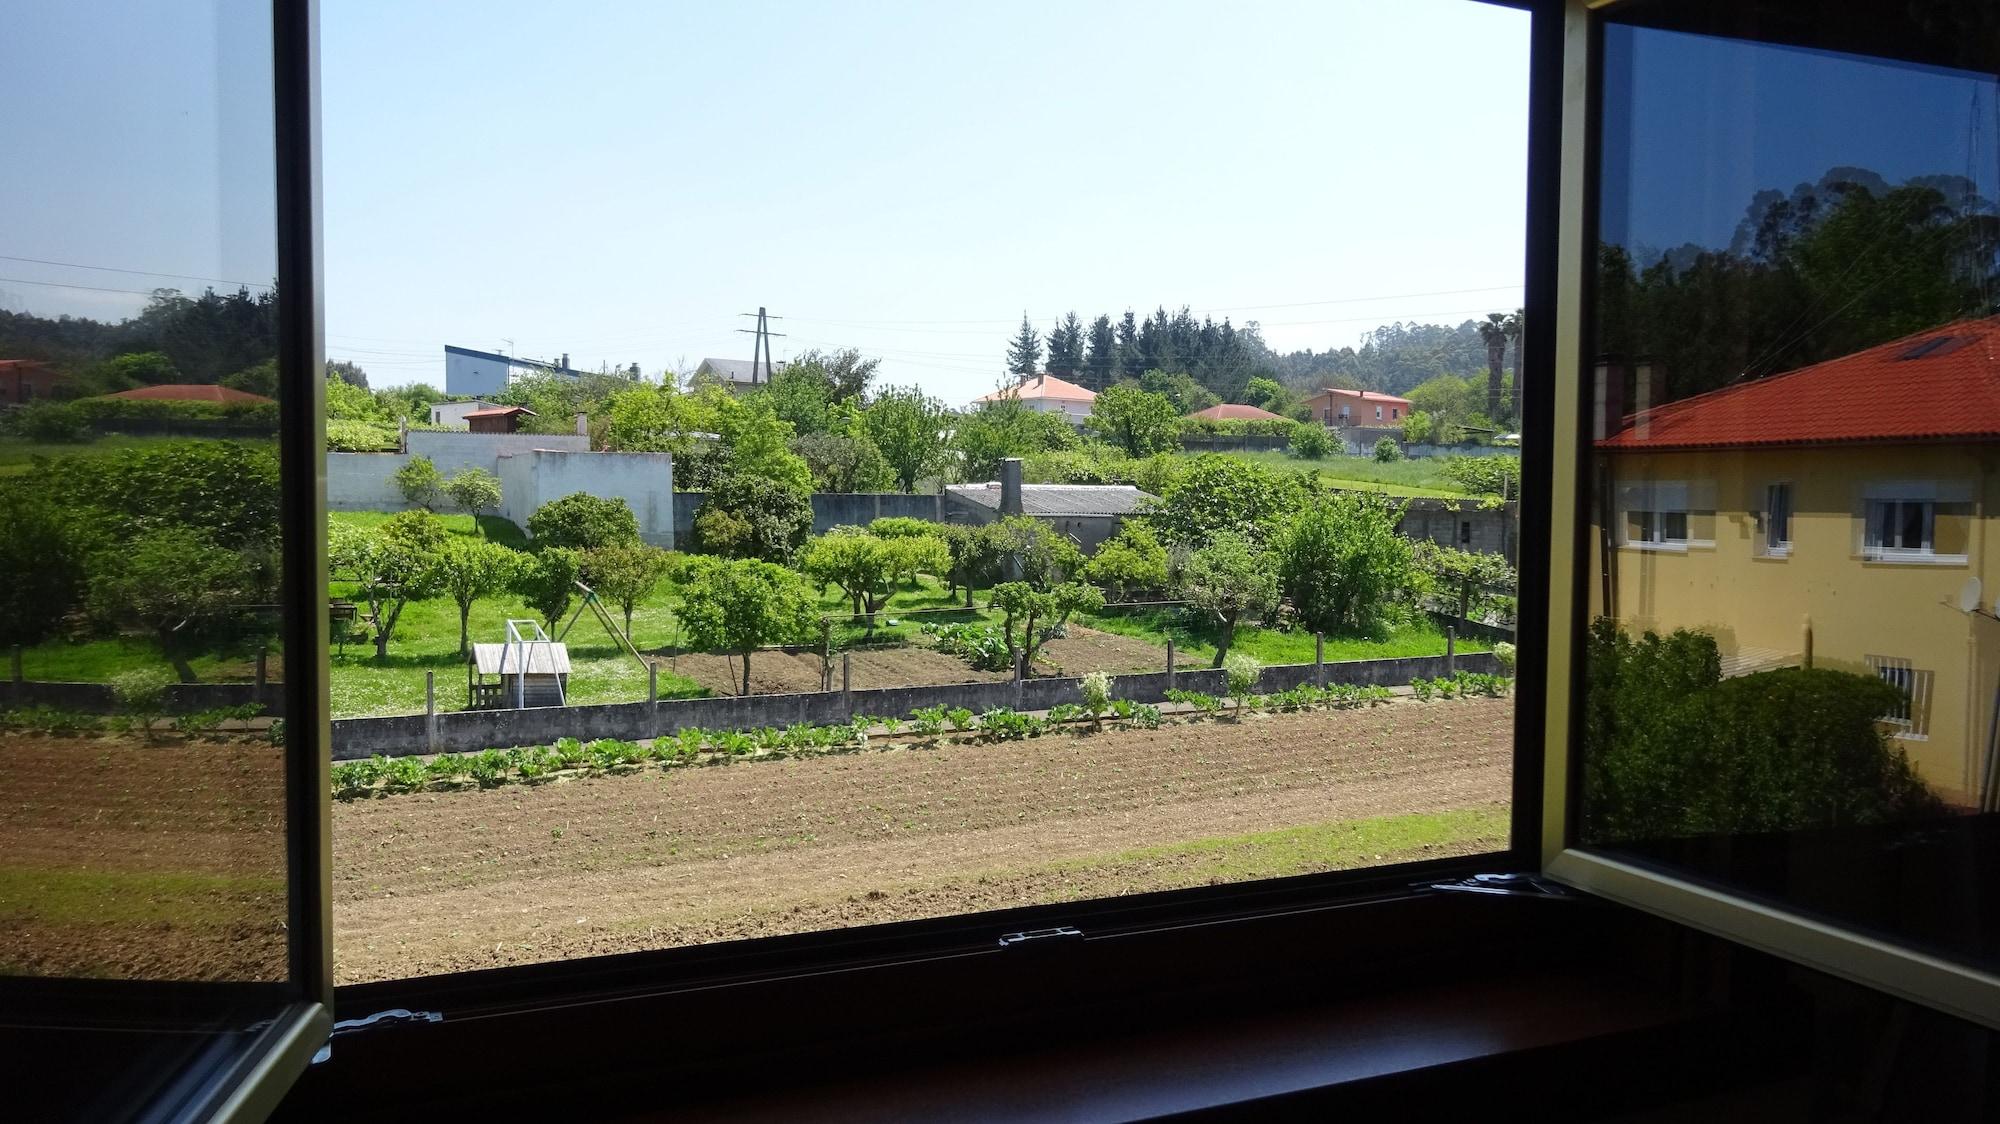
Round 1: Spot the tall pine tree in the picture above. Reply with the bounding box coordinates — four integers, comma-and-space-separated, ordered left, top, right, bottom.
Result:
1084, 314, 1116, 390
1114, 310, 1140, 382
1046, 311, 1086, 377
1005, 313, 1042, 375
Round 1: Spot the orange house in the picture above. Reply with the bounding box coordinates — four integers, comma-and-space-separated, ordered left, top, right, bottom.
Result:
1302, 387, 1411, 427
0, 359, 62, 404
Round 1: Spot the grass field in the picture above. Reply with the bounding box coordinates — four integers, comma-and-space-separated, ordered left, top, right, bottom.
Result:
1178, 449, 1469, 497
1081, 603, 1483, 666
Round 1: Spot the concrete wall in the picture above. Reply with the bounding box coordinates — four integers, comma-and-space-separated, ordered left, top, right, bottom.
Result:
329, 651, 1501, 758
1404, 444, 1519, 460
1395, 497, 1517, 560
674, 492, 946, 541
0, 680, 285, 715
328, 431, 672, 546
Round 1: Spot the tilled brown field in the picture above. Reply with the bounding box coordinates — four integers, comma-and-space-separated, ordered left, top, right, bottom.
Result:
0, 733, 290, 981
333, 697, 1512, 983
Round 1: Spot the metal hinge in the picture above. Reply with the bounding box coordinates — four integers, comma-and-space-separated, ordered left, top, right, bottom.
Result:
998, 925, 1085, 950
311, 1008, 444, 1065
1423, 872, 1576, 900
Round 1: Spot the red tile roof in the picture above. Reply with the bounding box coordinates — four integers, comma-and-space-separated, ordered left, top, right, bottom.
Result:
1187, 403, 1288, 421
1311, 387, 1412, 406
974, 373, 1096, 403
107, 383, 273, 405
462, 406, 536, 418
1597, 315, 2000, 451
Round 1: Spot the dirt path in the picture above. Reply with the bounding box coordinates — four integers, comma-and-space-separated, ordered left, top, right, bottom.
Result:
333, 698, 1512, 982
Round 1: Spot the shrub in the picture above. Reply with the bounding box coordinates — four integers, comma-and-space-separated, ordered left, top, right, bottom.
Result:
912, 706, 949, 735
394, 455, 445, 510
923, 622, 1011, 671
1287, 422, 1333, 460
1083, 524, 1169, 599
1079, 670, 1114, 725
110, 667, 174, 734
326, 418, 400, 451
1580, 620, 1941, 842
1372, 435, 1403, 462
528, 492, 640, 551
1224, 652, 1263, 709
1491, 642, 1517, 673
946, 706, 976, 732
15, 400, 87, 442
691, 471, 812, 563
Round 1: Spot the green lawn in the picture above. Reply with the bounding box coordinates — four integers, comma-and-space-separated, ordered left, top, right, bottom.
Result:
1178, 449, 1469, 498
328, 509, 529, 548
0, 434, 265, 476
1051, 805, 1510, 885
1080, 603, 1485, 667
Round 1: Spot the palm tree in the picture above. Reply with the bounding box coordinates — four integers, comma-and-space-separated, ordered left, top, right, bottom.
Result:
1503, 308, 1523, 424
1477, 313, 1509, 422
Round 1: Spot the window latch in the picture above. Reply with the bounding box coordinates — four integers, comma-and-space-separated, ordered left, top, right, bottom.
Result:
1422, 872, 1575, 900
998, 925, 1085, 950
311, 1008, 445, 1065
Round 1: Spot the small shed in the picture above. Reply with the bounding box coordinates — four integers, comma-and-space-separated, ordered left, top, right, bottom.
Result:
464, 405, 536, 434
470, 640, 570, 708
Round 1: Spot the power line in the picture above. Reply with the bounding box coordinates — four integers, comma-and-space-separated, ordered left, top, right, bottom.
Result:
0, 254, 272, 290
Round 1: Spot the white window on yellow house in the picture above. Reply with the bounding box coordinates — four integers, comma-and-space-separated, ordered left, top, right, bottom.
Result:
1616, 480, 1715, 551
1859, 484, 1972, 563
1758, 482, 1793, 557
1865, 655, 1934, 740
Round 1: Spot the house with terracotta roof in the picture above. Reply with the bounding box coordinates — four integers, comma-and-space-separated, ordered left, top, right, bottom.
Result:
1592, 316, 2000, 806
1186, 403, 1288, 423
973, 373, 1096, 423
0, 359, 63, 404
107, 383, 273, 405
1301, 387, 1411, 428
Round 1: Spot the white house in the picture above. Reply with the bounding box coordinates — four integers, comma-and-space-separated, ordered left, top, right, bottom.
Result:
444, 345, 579, 398
428, 399, 501, 429
972, 372, 1097, 424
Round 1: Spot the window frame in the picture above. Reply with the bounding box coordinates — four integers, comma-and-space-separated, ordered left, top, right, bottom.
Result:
1536, 0, 2000, 1033
303, 0, 1565, 1030
1758, 481, 1793, 557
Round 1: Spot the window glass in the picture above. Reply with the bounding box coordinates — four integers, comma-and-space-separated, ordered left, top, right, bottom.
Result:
320, 0, 1531, 983
1582, 9, 2000, 972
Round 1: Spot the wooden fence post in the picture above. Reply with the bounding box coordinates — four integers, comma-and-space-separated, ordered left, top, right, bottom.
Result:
425, 671, 437, 756
1314, 633, 1325, 688
648, 663, 659, 730
1013, 650, 1025, 710
9, 645, 20, 685
1445, 627, 1457, 677
1165, 637, 1175, 690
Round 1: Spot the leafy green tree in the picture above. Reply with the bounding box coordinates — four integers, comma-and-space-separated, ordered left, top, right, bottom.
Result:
759, 364, 835, 436
792, 431, 895, 492
442, 467, 503, 532
0, 489, 87, 651
777, 347, 879, 404
989, 580, 1104, 667
84, 351, 180, 394
1083, 522, 1168, 599
801, 528, 946, 623
433, 538, 522, 656
327, 518, 446, 660
1287, 422, 1332, 459
676, 559, 819, 695
1139, 368, 1219, 414
1372, 435, 1403, 462
937, 523, 1008, 607
582, 541, 674, 640
1005, 313, 1042, 375
511, 546, 584, 632
1400, 409, 1436, 445
691, 470, 813, 563
861, 385, 949, 492
1144, 455, 1307, 549
952, 397, 1079, 480
604, 383, 706, 453
394, 455, 445, 511
325, 375, 382, 420
527, 493, 640, 551
1276, 493, 1414, 636
996, 514, 1084, 590
1086, 384, 1182, 457
220, 358, 278, 398
1178, 531, 1278, 667
718, 394, 813, 493
1412, 541, 1516, 621
326, 359, 370, 389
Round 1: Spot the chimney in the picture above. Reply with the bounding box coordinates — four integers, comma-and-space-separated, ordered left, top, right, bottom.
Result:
1592, 359, 1625, 442
561, 352, 570, 373
1000, 458, 1024, 516
575, 412, 589, 437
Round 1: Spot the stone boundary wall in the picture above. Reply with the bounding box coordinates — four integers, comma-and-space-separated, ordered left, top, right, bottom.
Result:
0, 680, 285, 715
328, 652, 1501, 759
1180, 433, 1291, 453
673, 491, 946, 540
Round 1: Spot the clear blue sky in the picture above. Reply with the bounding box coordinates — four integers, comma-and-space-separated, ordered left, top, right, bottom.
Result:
318, 0, 1531, 400
1, 1, 1532, 403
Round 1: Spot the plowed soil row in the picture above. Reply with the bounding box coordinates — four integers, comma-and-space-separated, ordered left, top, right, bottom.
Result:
333, 698, 1513, 983
653, 625, 1172, 696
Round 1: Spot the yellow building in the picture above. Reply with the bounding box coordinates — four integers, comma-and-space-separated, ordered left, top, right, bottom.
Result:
1592, 319, 2000, 808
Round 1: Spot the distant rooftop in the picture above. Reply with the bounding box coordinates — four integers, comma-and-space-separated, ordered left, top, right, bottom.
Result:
444, 344, 577, 377
695, 357, 787, 385
974, 373, 1097, 404
1187, 402, 1287, 422
107, 383, 273, 405
947, 482, 1153, 517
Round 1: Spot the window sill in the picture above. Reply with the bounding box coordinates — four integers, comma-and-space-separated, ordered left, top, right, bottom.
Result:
1858, 553, 1967, 567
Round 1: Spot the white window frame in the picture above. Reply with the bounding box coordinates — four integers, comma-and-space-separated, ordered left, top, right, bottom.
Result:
1857, 481, 1970, 565
1614, 480, 1713, 553
1757, 481, 1793, 558
1865, 655, 1933, 740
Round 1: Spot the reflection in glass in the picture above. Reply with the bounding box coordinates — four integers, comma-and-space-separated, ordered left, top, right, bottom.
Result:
0, 1, 287, 982
1582, 17, 2000, 969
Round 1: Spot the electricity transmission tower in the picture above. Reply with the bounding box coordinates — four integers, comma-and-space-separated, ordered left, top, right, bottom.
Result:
736, 307, 785, 386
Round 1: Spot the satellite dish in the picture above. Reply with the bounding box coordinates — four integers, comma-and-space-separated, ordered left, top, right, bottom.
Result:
1956, 576, 1983, 614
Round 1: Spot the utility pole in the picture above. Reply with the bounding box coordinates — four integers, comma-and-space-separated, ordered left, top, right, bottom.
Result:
736, 307, 785, 386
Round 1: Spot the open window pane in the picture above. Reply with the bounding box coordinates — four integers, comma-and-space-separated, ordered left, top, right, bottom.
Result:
319, 1, 1531, 983
1579, 4, 2000, 973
